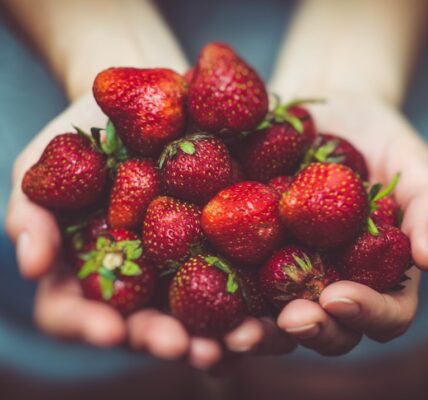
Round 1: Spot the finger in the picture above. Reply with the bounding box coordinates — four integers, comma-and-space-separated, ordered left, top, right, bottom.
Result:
320, 268, 419, 342
401, 193, 428, 269
188, 337, 223, 370
128, 310, 190, 360
277, 299, 361, 356
35, 269, 126, 347
6, 187, 61, 278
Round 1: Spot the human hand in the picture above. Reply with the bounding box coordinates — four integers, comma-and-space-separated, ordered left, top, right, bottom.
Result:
275, 93, 426, 355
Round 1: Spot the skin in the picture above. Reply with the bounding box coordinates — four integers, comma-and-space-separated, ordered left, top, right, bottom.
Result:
4, 0, 428, 368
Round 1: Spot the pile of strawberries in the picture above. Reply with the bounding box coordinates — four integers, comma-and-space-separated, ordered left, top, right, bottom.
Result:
22, 42, 411, 337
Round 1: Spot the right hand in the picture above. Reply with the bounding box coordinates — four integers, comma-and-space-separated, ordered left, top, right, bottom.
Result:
6, 93, 296, 367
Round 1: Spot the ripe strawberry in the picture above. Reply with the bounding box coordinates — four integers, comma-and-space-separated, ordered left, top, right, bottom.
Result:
267, 176, 293, 195
367, 173, 401, 230
236, 122, 311, 182
303, 133, 369, 180
108, 158, 161, 229
142, 196, 205, 270
159, 133, 233, 204
235, 268, 269, 317
371, 196, 400, 226
339, 224, 411, 291
22, 133, 107, 210
93, 67, 187, 157
77, 228, 157, 315
202, 181, 282, 264
188, 42, 268, 135
279, 163, 368, 248
259, 245, 339, 309
169, 254, 245, 336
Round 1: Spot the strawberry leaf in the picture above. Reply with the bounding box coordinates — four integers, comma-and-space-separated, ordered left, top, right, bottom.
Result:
283, 113, 303, 134
96, 236, 110, 250
293, 254, 313, 273
205, 255, 231, 274
120, 260, 141, 276
99, 275, 114, 300
367, 217, 379, 236
118, 240, 142, 260
373, 173, 400, 202
257, 120, 272, 130
314, 140, 338, 162
178, 140, 196, 155
226, 273, 239, 294
78, 258, 99, 279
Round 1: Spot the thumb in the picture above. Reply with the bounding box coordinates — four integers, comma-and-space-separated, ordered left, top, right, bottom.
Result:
6, 187, 61, 278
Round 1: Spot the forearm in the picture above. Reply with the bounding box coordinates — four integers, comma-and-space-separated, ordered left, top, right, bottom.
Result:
4, 0, 189, 101
270, 0, 427, 106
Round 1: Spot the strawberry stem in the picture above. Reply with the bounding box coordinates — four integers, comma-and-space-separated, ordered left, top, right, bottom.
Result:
367, 217, 379, 236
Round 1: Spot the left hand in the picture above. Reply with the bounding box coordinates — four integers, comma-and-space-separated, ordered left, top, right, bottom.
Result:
276, 92, 426, 355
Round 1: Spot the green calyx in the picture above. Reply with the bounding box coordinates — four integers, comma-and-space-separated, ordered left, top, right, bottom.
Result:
281, 253, 314, 283
158, 132, 213, 168
367, 173, 401, 236
78, 237, 143, 300
204, 255, 239, 294
74, 120, 129, 173
301, 136, 345, 170
258, 97, 325, 133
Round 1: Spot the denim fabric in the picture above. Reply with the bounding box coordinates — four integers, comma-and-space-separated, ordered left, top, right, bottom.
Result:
1, 0, 428, 381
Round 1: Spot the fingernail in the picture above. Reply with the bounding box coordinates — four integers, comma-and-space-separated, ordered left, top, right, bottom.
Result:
286, 323, 320, 339
322, 298, 360, 319
17, 232, 31, 276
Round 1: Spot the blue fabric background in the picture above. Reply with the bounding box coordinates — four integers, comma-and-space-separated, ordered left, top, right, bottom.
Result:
1, 0, 428, 382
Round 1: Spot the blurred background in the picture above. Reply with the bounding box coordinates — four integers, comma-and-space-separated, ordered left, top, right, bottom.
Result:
1, 0, 428, 399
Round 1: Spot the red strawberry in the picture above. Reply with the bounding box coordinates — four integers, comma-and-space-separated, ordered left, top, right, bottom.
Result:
279, 163, 368, 248
77, 228, 157, 315
371, 196, 400, 227
159, 133, 233, 204
303, 133, 369, 180
142, 196, 204, 270
22, 133, 107, 210
236, 122, 311, 182
188, 42, 268, 135
267, 176, 293, 195
259, 245, 339, 309
340, 224, 411, 291
108, 158, 161, 229
169, 254, 245, 336
235, 268, 269, 317
367, 173, 401, 230
202, 181, 282, 264
93, 67, 187, 157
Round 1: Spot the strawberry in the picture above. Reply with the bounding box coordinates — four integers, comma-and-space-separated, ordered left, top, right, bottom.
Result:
187, 42, 268, 135
22, 133, 107, 210
159, 133, 233, 204
367, 173, 401, 230
267, 176, 293, 196
302, 133, 369, 180
235, 268, 269, 317
339, 224, 411, 291
142, 196, 204, 270
169, 254, 245, 336
108, 158, 161, 229
279, 163, 368, 248
93, 67, 187, 157
371, 196, 400, 227
202, 181, 282, 264
259, 245, 339, 309
236, 122, 311, 182
77, 228, 157, 315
